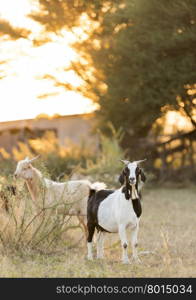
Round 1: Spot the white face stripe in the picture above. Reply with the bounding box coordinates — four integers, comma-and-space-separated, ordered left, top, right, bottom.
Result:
127, 162, 137, 180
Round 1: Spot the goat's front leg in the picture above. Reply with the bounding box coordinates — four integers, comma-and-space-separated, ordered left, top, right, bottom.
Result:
96, 231, 105, 259
118, 224, 130, 264
130, 220, 141, 263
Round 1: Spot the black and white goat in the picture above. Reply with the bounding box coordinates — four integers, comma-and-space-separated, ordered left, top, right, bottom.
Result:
87, 159, 146, 264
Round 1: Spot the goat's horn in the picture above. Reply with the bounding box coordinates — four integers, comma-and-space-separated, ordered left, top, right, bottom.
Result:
29, 155, 40, 163
135, 159, 147, 164
120, 159, 130, 165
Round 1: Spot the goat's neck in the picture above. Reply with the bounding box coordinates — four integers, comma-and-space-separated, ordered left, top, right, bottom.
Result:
25, 168, 44, 207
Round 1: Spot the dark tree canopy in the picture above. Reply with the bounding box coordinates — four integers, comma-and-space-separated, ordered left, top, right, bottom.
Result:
30, 0, 196, 146
78, 0, 196, 141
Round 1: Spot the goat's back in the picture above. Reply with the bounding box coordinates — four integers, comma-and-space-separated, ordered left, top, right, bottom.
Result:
44, 179, 92, 215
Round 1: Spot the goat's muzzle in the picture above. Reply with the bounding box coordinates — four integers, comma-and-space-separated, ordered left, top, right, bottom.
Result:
129, 177, 136, 185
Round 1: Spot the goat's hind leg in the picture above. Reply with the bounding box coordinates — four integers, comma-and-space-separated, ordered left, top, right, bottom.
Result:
96, 231, 105, 259
118, 224, 130, 264
87, 222, 95, 260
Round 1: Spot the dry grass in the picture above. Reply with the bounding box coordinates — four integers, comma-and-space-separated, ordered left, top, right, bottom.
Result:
0, 186, 196, 278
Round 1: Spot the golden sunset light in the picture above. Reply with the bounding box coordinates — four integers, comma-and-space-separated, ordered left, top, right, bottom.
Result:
0, 0, 195, 280
0, 0, 96, 122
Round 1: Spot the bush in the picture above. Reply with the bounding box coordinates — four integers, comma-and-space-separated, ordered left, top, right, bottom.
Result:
0, 174, 83, 255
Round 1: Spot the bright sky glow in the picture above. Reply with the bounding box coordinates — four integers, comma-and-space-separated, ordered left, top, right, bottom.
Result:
165, 111, 193, 133
0, 0, 96, 122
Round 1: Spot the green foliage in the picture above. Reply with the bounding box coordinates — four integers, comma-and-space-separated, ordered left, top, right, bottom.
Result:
0, 158, 16, 178
78, 125, 126, 186
30, 0, 196, 159
85, 0, 196, 139
44, 151, 91, 181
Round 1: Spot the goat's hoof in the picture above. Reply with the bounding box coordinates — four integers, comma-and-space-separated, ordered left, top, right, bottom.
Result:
132, 257, 141, 264
122, 259, 130, 264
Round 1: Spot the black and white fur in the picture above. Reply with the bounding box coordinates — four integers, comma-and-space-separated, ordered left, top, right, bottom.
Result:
87, 159, 146, 264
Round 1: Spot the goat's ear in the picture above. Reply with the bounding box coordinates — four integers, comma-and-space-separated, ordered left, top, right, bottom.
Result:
140, 170, 146, 182
119, 170, 125, 185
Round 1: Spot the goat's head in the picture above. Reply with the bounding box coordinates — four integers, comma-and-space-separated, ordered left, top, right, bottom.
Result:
14, 156, 40, 180
119, 159, 147, 187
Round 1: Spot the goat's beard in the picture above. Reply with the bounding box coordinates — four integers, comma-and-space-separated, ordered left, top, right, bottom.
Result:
124, 177, 139, 200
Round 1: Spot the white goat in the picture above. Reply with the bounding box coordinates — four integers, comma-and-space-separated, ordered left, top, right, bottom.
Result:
14, 156, 105, 236
87, 159, 146, 264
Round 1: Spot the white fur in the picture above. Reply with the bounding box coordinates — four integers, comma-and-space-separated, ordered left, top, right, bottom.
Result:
91, 182, 107, 191
98, 188, 138, 233
14, 158, 105, 236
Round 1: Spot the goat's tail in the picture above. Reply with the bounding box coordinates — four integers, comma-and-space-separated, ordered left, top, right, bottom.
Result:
90, 182, 107, 191
88, 181, 106, 199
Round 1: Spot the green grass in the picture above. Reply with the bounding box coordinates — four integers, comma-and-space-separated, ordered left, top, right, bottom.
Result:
0, 187, 196, 278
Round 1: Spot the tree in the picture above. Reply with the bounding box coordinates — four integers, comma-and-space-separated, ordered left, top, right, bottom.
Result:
0, 19, 30, 79
81, 0, 196, 140
0, 19, 29, 39
31, 0, 196, 157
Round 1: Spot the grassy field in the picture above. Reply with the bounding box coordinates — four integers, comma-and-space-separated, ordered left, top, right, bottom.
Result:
0, 186, 196, 278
